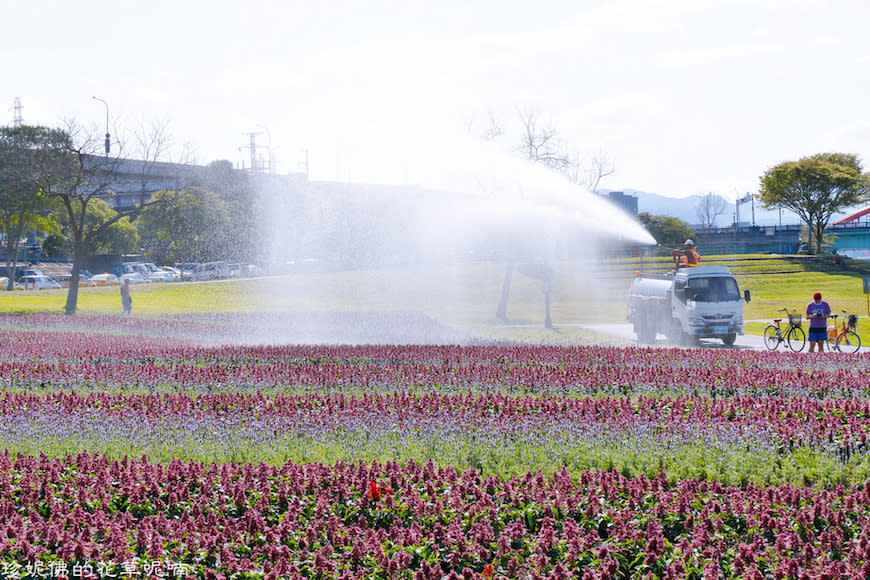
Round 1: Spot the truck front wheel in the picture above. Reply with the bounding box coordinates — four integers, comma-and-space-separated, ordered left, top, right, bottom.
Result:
721, 333, 737, 346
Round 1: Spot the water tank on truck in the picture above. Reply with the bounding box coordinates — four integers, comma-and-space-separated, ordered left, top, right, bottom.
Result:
626, 273, 674, 344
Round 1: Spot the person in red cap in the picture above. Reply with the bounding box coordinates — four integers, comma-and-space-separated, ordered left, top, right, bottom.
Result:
806, 291, 831, 352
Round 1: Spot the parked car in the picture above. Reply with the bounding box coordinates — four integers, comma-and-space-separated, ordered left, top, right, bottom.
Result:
55, 274, 96, 288
229, 263, 265, 278
120, 273, 149, 284
158, 266, 182, 278
175, 262, 200, 281
89, 273, 121, 286
147, 270, 177, 283
191, 261, 229, 282
18, 268, 44, 279
0, 277, 24, 291
19, 275, 62, 290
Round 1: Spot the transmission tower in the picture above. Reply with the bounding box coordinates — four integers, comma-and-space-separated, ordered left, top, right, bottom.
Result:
239, 131, 264, 171
12, 97, 23, 127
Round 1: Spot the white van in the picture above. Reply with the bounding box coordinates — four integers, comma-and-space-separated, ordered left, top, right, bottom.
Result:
191, 262, 229, 282
19, 275, 62, 290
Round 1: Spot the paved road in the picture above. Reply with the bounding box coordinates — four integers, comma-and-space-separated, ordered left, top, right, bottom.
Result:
577, 322, 868, 352
576, 323, 764, 350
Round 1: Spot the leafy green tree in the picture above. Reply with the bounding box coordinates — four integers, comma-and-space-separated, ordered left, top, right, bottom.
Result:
0, 125, 61, 289
758, 153, 870, 254
636, 212, 697, 249
28, 121, 167, 314
44, 198, 139, 258
136, 187, 229, 264
189, 160, 267, 264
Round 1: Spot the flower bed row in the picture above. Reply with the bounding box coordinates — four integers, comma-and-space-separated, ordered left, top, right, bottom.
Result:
1, 349, 870, 399
2, 453, 870, 579
0, 391, 868, 487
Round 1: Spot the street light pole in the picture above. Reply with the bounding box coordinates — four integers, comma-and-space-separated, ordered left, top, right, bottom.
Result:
257, 124, 272, 173
92, 96, 110, 156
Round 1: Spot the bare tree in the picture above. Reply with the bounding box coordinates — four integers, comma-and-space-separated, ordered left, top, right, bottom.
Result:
695, 193, 729, 229
585, 149, 616, 193
131, 119, 195, 204
480, 111, 504, 142
515, 108, 576, 176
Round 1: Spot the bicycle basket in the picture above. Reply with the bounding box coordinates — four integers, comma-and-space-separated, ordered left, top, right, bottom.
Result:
848, 314, 858, 331
788, 313, 802, 328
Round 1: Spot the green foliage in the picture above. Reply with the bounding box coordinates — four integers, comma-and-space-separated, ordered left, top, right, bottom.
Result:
636, 212, 696, 248
136, 188, 228, 263
136, 160, 270, 265
0, 124, 63, 280
758, 153, 870, 254
46, 198, 139, 256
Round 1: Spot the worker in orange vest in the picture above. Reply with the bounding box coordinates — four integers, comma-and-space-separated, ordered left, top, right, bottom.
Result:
674, 239, 700, 268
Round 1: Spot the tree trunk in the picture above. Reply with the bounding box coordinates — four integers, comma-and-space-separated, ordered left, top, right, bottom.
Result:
64, 237, 86, 315
3, 218, 25, 289
815, 222, 825, 255
496, 263, 514, 322
543, 279, 552, 329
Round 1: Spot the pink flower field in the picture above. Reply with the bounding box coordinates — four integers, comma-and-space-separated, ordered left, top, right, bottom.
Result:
1, 313, 870, 578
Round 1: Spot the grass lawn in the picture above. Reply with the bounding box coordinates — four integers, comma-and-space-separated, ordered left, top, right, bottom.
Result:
2, 253, 869, 344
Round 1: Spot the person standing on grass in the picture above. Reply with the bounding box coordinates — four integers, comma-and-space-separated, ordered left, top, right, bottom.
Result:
806, 291, 831, 352
120, 278, 132, 314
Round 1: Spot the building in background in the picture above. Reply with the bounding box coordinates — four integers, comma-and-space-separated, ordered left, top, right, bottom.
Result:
826, 206, 870, 260
600, 191, 638, 215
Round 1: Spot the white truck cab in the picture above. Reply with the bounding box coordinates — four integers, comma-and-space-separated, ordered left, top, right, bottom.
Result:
671, 267, 748, 344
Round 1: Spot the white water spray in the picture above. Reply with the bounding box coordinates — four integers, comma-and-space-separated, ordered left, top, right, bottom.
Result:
254, 116, 655, 344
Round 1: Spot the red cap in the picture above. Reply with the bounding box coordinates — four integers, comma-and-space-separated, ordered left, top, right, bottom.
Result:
813, 292, 822, 300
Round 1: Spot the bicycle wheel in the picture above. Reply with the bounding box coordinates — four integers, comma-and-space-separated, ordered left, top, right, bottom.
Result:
836, 331, 861, 354
763, 325, 781, 350
787, 326, 806, 352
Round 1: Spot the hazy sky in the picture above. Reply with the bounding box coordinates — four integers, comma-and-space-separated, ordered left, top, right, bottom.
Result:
3, 0, 869, 201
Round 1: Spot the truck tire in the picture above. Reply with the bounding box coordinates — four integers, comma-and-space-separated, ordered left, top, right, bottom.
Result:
721, 333, 736, 346
637, 323, 656, 344
667, 319, 683, 344
635, 311, 656, 344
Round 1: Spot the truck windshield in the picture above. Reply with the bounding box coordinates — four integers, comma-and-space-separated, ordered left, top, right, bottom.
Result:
686, 277, 740, 302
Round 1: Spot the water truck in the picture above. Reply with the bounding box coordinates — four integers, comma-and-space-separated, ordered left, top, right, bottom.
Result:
627, 266, 750, 346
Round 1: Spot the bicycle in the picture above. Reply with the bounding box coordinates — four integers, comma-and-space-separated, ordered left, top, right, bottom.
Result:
826, 310, 862, 354
763, 308, 806, 352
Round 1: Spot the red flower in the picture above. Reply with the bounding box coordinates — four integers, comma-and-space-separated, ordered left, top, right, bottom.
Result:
482, 564, 494, 578
368, 481, 381, 501
368, 481, 392, 501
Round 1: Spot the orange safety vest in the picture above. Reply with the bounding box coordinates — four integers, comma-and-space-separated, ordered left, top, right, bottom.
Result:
682, 248, 700, 267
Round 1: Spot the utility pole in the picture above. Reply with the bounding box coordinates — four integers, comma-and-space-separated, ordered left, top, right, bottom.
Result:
256, 125, 272, 173
239, 132, 263, 171
749, 193, 756, 226
12, 97, 23, 127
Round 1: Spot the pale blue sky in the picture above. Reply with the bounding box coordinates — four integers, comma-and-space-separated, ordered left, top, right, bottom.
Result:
3, 0, 869, 201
